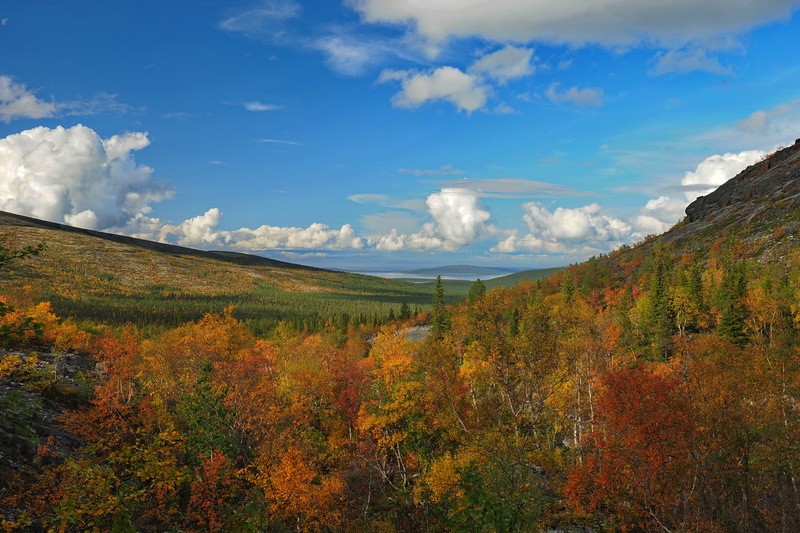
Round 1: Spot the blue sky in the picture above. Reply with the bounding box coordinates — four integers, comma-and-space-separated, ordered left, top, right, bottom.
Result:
2, 1, 800, 270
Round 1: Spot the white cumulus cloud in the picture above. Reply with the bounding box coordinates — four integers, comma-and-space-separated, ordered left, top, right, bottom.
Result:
629, 150, 767, 238
375, 225, 444, 251
379, 67, 489, 113
375, 188, 493, 251
224, 222, 363, 250
161, 208, 224, 246
157, 208, 365, 251
523, 202, 630, 242
492, 202, 630, 255
632, 195, 689, 237
680, 150, 765, 200
605, 150, 767, 242
377, 45, 537, 113
491, 137, 779, 257
0, 75, 56, 122
0, 125, 173, 230
0, 124, 367, 253
427, 187, 491, 246
492, 234, 568, 254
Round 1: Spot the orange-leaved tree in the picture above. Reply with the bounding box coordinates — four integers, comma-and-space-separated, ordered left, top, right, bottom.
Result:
565, 365, 695, 531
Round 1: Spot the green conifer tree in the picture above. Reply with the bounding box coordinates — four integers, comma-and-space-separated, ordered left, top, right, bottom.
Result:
717, 261, 748, 346
468, 278, 487, 305
431, 275, 447, 339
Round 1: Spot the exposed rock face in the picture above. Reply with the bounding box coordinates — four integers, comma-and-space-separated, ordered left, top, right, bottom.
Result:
685, 140, 800, 224
650, 138, 800, 262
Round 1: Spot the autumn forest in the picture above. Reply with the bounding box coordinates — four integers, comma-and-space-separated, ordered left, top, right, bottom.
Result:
2, 217, 800, 533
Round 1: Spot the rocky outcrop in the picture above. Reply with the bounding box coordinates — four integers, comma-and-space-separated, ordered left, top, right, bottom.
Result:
685, 139, 800, 224
0, 349, 94, 486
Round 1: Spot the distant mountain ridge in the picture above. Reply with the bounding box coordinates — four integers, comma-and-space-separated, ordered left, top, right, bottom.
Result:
402, 265, 517, 277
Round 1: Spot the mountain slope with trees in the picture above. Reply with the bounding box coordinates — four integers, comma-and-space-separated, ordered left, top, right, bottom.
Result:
2, 140, 800, 531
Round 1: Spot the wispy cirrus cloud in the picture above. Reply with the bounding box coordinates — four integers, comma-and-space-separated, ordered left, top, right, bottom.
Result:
651, 47, 732, 76
312, 32, 417, 76
219, 0, 301, 40
244, 101, 283, 111
469, 45, 536, 83
0, 75, 134, 122
700, 99, 800, 151
258, 138, 302, 146
545, 83, 604, 107
435, 177, 587, 198
347, 193, 390, 205
398, 164, 464, 177
62, 93, 133, 116
220, 3, 418, 77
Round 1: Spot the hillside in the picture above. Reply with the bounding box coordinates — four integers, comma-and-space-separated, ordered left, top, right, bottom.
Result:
483, 266, 565, 288
0, 211, 313, 270
671, 138, 800, 258
660, 139, 800, 257
0, 211, 457, 332
4, 143, 800, 531
558, 139, 800, 294
6, 141, 800, 532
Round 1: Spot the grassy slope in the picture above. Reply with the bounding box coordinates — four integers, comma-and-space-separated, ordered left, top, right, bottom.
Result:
0, 212, 460, 331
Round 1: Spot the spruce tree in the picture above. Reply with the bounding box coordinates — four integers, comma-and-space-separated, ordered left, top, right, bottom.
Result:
431, 275, 447, 339
561, 274, 575, 304
644, 245, 675, 359
468, 278, 487, 305
717, 261, 748, 346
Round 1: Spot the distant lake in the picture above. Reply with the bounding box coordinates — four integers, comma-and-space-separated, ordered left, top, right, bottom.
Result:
356, 271, 509, 281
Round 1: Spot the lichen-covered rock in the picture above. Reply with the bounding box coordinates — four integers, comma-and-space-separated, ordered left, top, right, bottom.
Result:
0, 348, 92, 490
